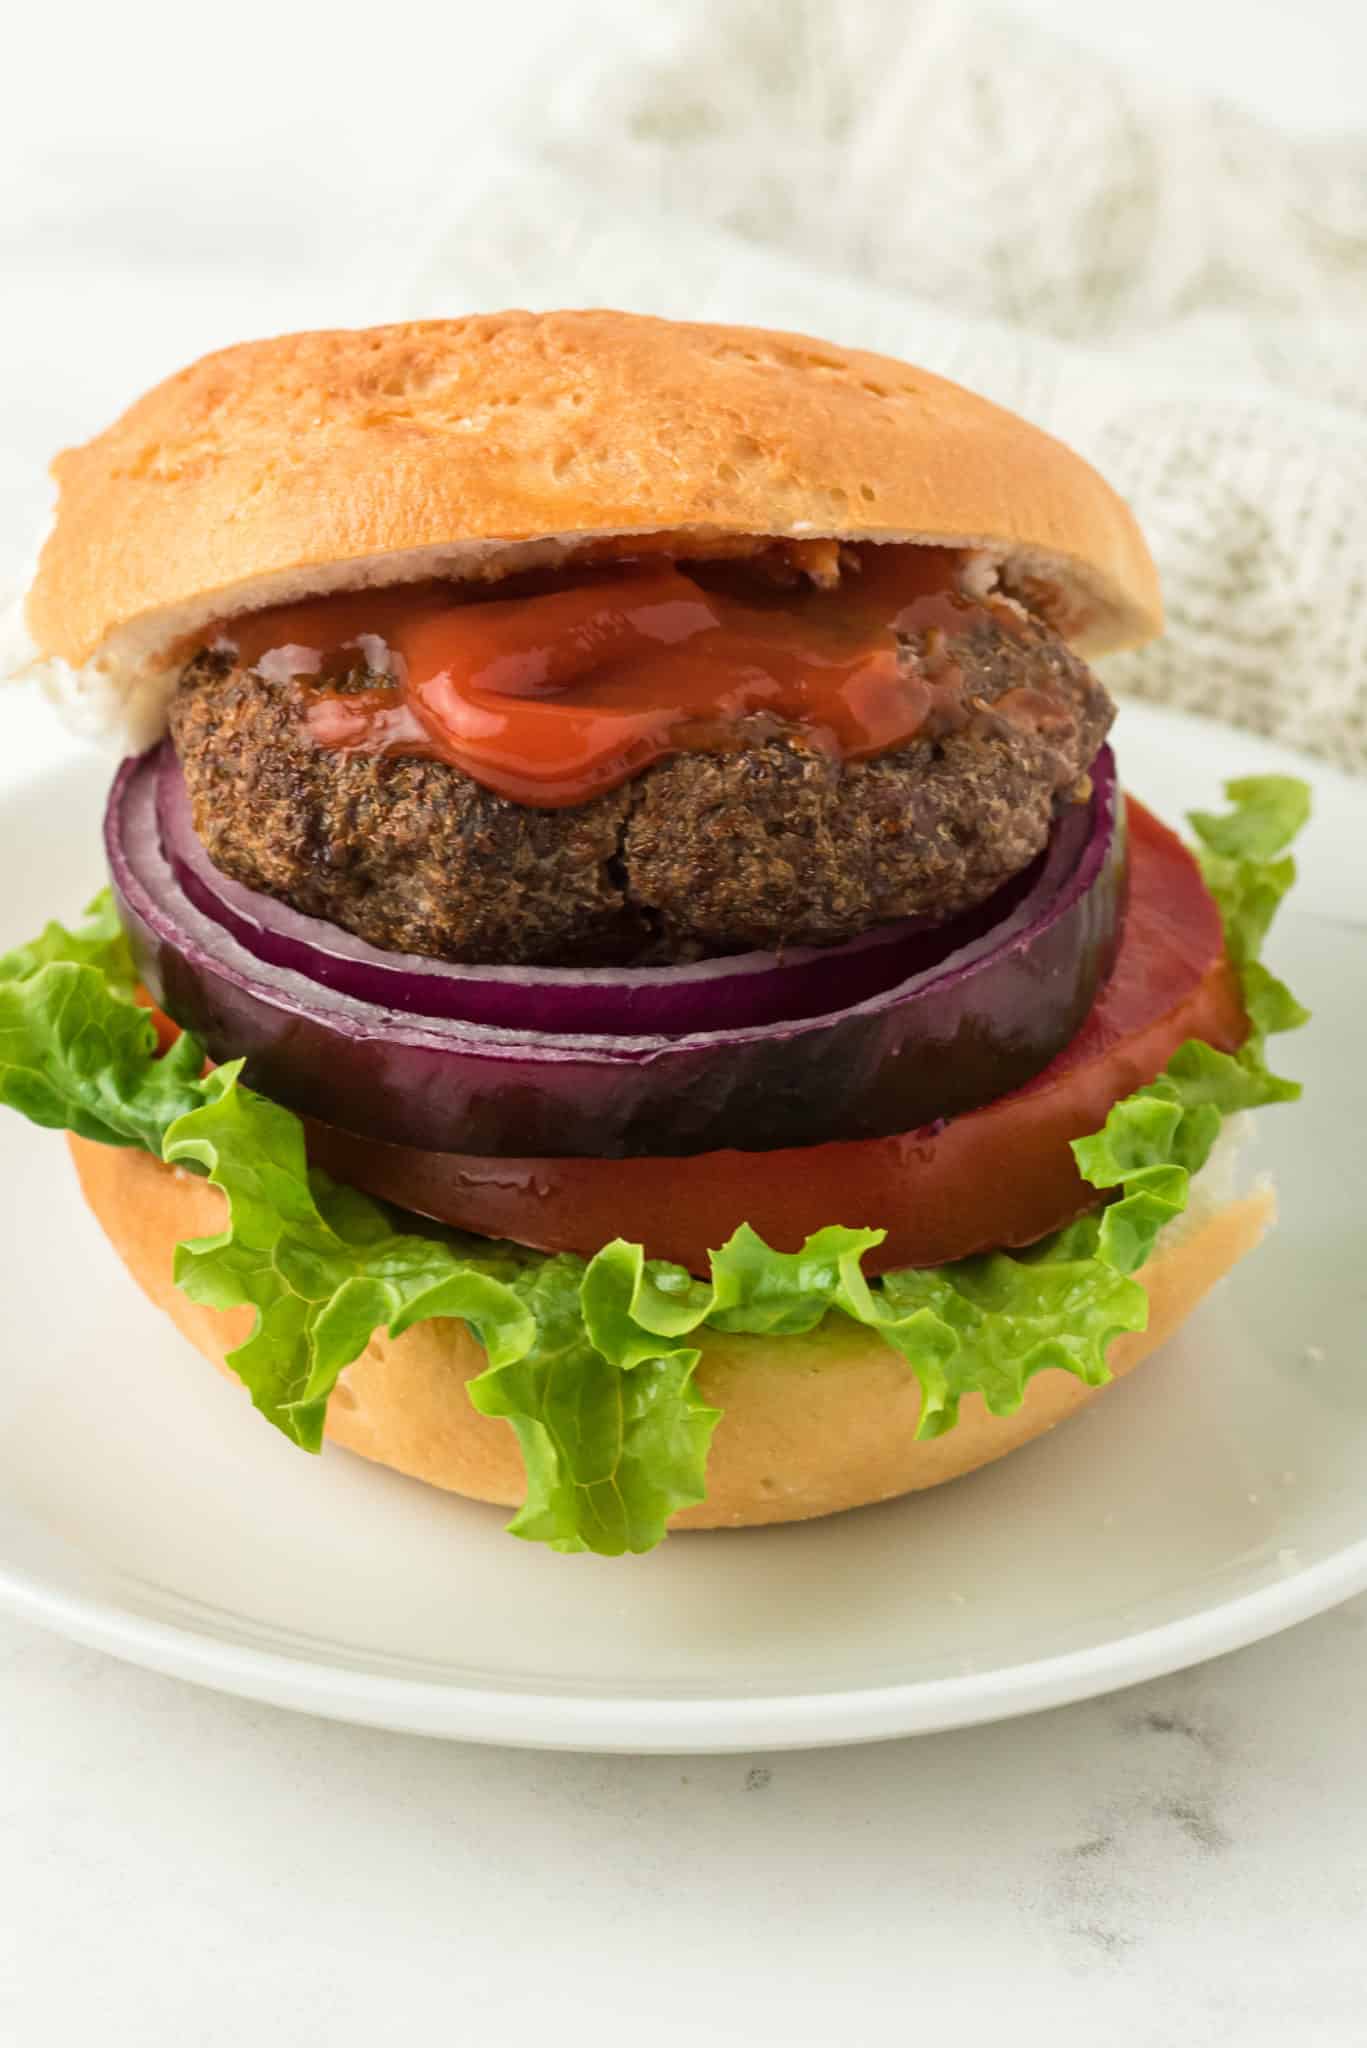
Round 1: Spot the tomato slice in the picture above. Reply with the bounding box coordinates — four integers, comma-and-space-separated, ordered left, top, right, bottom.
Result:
304, 796, 1248, 1276
134, 984, 185, 1058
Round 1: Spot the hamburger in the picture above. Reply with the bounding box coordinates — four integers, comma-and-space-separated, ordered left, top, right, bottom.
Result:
1, 311, 1309, 1554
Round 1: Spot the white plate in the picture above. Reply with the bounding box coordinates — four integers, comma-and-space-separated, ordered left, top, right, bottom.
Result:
0, 698, 1363, 1751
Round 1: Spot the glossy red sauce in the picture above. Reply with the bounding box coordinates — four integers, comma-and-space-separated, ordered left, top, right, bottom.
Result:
214, 545, 1037, 809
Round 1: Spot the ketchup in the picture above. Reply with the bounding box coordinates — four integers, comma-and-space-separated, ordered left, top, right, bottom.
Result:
216, 546, 1024, 809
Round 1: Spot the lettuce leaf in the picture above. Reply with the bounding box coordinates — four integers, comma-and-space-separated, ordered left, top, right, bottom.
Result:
0, 776, 1309, 1554
0, 888, 137, 995
163, 1069, 538, 1451
0, 928, 207, 1150
468, 1255, 720, 1554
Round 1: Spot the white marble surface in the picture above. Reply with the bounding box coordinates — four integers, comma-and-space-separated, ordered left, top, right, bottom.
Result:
2, 1600, 1366, 2045
3, 3, 1366, 2041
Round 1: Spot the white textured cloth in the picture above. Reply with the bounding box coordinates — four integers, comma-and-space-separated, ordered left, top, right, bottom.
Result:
399, 0, 1367, 771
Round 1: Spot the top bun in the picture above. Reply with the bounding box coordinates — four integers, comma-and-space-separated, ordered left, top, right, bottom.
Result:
21, 310, 1161, 745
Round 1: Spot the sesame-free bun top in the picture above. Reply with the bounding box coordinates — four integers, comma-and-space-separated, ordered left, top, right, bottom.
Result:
23, 310, 1161, 744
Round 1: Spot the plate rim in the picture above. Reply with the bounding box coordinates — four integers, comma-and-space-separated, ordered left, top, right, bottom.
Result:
1, 696, 1362, 1751
2, 1534, 1366, 1751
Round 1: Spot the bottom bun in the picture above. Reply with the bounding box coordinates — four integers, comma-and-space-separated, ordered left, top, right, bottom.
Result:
69, 1136, 1274, 1532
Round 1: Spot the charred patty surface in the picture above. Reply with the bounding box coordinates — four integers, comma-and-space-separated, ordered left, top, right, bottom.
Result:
169, 599, 1114, 966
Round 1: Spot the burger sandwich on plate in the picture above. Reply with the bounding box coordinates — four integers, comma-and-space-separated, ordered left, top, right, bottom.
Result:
0, 311, 1310, 1554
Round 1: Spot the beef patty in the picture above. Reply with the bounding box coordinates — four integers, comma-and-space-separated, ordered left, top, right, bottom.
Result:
168, 591, 1114, 966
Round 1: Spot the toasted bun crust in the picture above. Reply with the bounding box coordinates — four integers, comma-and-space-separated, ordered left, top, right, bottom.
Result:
23, 312, 1159, 743
69, 1136, 1270, 1532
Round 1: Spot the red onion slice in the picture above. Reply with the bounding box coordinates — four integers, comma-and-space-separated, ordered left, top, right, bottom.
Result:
108, 745, 1125, 1159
